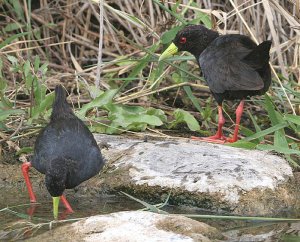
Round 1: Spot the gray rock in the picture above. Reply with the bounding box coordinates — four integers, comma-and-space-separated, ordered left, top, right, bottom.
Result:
94, 134, 298, 216
27, 211, 224, 242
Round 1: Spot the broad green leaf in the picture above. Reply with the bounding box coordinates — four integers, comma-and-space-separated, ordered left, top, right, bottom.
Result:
106, 103, 145, 114
90, 123, 107, 134
170, 109, 200, 131
110, 112, 163, 127
78, 89, 119, 117
147, 108, 167, 123
105, 104, 165, 133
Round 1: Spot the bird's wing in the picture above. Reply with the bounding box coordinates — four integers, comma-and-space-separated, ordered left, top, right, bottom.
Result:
199, 40, 264, 94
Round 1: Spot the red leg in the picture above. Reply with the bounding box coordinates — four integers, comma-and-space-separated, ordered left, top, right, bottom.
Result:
21, 162, 37, 203
27, 203, 38, 217
60, 195, 74, 213
226, 100, 244, 143
192, 105, 226, 143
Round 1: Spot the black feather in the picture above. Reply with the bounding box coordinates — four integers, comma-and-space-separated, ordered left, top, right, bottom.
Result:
32, 85, 104, 196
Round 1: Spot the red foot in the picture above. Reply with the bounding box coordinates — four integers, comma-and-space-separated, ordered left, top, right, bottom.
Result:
21, 162, 37, 203
60, 195, 74, 213
59, 208, 74, 220
191, 135, 226, 144
225, 137, 239, 143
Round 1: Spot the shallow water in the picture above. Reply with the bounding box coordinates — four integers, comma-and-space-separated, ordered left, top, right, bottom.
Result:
0, 186, 143, 240
1, 186, 300, 241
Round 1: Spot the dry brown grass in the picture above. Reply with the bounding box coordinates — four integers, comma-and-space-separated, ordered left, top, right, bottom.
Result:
1, 1, 299, 86
0, 0, 299, 146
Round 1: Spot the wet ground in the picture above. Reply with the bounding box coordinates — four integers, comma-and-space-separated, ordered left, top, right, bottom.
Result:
1, 163, 300, 241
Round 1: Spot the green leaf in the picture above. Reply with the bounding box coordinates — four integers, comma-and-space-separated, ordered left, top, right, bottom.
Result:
247, 110, 263, 142
264, 94, 284, 125
284, 114, 300, 126
23, 60, 31, 77
29, 91, 55, 122
39, 63, 48, 75
152, 0, 187, 24
109, 109, 163, 128
78, 89, 119, 117
0, 94, 12, 109
8, 0, 25, 21
170, 109, 200, 131
0, 109, 25, 122
3, 23, 23, 33
104, 104, 165, 133
226, 140, 257, 149
16, 147, 33, 155
183, 86, 203, 113
243, 122, 288, 142
0, 80, 6, 92
7, 55, 18, 65
0, 32, 29, 49
34, 56, 41, 72
274, 130, 289, 148
147, 108, 167, 123
281, 235, 300, 242
119, 43, 159, 92
24, 72, 33, 89
257, 144, 300, 155
161, 26, 183, 44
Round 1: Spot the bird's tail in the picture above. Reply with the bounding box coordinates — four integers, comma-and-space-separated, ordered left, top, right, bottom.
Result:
243, 40, 272, 68
51, 85, 73, 121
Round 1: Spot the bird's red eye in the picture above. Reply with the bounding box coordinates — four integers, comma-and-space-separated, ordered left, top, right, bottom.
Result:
179, 37, 187, 44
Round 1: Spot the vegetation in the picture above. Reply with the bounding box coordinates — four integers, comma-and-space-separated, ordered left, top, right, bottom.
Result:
0, 0, 299, 166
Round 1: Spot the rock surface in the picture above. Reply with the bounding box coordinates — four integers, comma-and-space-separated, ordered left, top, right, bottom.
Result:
27, 211, 224, 242
94, 134, 298, 216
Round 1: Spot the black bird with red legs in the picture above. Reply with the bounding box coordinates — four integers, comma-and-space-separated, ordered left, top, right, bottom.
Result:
22, 85, 104, 219
159, 25, 272, 143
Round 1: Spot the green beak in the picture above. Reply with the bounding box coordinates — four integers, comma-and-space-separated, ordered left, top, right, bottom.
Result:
158, 42, 178, 61
53, 196, 60, 219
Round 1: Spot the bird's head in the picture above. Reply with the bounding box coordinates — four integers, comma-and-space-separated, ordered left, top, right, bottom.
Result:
159, 25, 219, 61
45, 158, 68, 219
